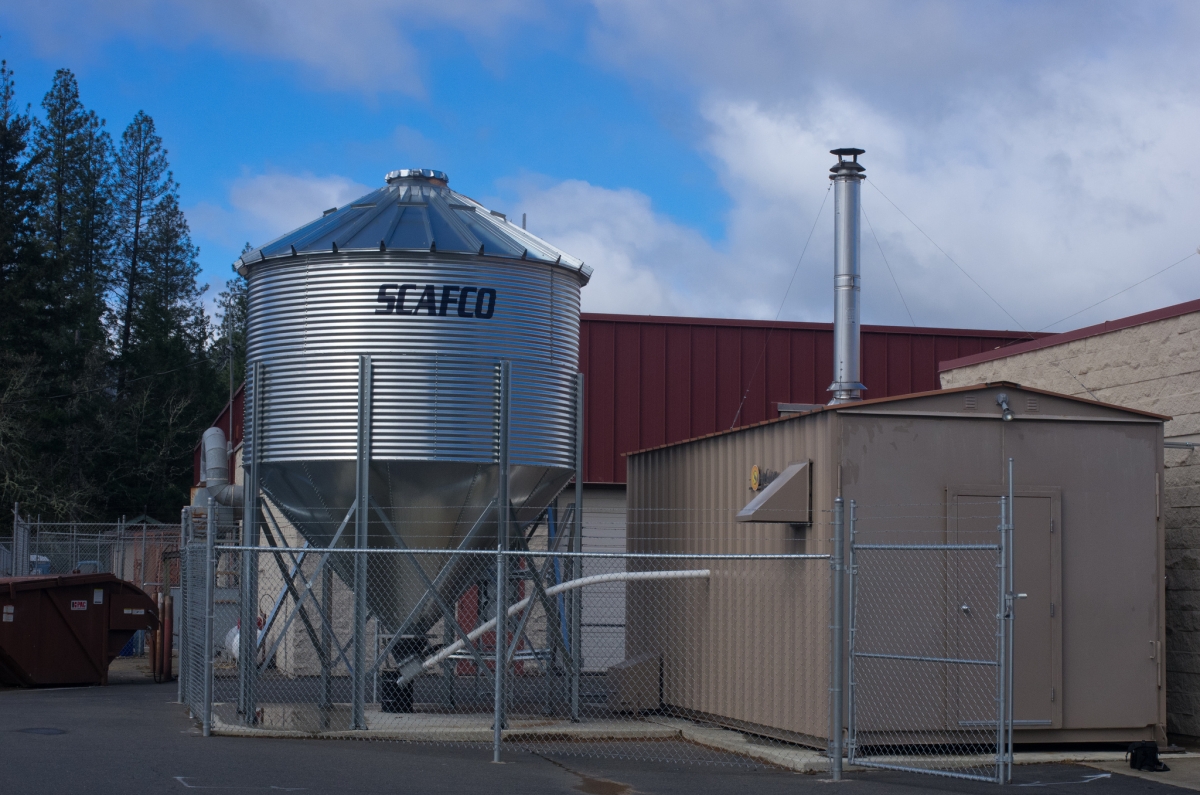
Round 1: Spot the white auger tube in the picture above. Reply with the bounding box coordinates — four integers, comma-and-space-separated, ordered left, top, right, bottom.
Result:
396, 568, 711, 684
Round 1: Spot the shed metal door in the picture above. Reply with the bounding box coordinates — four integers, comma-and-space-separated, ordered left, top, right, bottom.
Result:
1012, 496, 1056, 728
952, 490, 1061, 730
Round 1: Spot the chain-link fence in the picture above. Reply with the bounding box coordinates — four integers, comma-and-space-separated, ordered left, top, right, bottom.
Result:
177, 502, 837, 769
3, 506, 182, 659
848, 499, 1011, 783
3, 510, 179, 585
174, 497, 1018, 776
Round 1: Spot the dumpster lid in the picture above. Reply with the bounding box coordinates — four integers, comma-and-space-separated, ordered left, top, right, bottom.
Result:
0, 573, 150, 596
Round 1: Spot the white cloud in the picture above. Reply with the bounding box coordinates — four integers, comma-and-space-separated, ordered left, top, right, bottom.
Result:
24, 0, 1199, 332
510, 71, 1200, 331
573, 1, 1200, 331
512, 179, 731, 316
228, 172, 369, 239
187, 172, 368, 275
2, 0, 544, 94
189, 171, 371, 318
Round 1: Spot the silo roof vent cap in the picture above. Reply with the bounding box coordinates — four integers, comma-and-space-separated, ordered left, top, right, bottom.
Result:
386, 168, 449, 184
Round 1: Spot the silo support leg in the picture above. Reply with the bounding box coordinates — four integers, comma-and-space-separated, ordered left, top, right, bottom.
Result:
351, 354, 373, 731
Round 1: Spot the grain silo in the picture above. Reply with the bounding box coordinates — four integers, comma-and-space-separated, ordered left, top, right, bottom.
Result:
200, 168, 590, 722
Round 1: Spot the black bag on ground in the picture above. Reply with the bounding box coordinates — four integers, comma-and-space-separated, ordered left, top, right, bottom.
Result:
1128, 741, 1170, 772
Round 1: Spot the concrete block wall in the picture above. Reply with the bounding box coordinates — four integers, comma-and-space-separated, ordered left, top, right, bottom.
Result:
941, 310, 1200, 738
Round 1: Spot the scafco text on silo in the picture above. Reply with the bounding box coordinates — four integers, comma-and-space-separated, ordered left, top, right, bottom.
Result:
374, 284, 497, 318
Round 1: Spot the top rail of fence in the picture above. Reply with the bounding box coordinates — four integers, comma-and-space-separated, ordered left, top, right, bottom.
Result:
210, 545, 830, 560
852, 543, 1001, 551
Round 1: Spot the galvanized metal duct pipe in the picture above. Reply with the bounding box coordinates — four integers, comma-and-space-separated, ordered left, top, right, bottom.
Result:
201, 427, 243, 508
828, 148, 866, 405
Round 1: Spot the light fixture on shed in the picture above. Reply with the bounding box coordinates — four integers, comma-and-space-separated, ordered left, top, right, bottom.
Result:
996, 392, 1015, 422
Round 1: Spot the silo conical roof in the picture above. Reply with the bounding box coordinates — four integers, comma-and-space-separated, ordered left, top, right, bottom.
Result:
233, 168, 591, 282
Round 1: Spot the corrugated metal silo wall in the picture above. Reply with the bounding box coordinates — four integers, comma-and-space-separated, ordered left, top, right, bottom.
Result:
626, 412, 839, 741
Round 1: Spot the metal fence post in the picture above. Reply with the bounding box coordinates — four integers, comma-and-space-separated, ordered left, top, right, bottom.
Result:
11, 503, 25, 576
352, 354, 373, 731
322, 565, 333, 716
175, 512, 186, 703
239, 360, 261, 722
571, 370, 584, 723
177, 510, 187, 705
995, 495, 1007, 784
204, 499, 216, 737
138, 518, 146, 655
831, 496, 845, 780
1006, 457, 1015, 783
846, 500, 857, 766
493, 360, 511, 762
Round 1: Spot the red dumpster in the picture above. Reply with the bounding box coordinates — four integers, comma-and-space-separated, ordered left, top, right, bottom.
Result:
0, 573, 159, 687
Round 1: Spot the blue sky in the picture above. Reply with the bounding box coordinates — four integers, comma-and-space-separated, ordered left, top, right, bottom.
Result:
3, 1, 1199, 333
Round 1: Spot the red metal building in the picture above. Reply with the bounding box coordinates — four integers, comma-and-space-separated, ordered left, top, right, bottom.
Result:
579, 314, 1037, 483
195, 314, 1037, 486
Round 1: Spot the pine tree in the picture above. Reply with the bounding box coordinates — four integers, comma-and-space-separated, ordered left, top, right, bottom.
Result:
213, 244, 250, 405
113, 110, 172, 393
106, 184, 219, 519
0, 59, 44, 512
0, 60, 39, 351
28, 70, 113, 359
71, 110, 114, 338
0, 67, 226, 519
6, 68, 118, 519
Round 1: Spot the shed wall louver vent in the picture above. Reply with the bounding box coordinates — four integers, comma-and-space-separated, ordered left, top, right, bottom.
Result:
736, 461, 811, 524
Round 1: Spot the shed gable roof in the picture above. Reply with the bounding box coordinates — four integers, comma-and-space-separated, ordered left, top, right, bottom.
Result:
626, 381, 1168, 458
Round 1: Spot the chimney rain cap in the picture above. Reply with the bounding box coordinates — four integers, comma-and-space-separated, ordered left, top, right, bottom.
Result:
829, 147, 866, 175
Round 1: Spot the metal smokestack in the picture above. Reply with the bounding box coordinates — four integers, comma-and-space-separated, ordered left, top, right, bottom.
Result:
828, 147, 866, 404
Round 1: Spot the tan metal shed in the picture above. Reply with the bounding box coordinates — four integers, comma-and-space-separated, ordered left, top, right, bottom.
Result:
625, 382, 1167, 745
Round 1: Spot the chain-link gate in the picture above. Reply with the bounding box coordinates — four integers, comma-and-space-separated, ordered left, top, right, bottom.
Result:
847, 498, 1014, 783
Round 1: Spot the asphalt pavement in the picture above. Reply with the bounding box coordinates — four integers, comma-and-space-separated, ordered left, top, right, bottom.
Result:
0, 671, 1187, 795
